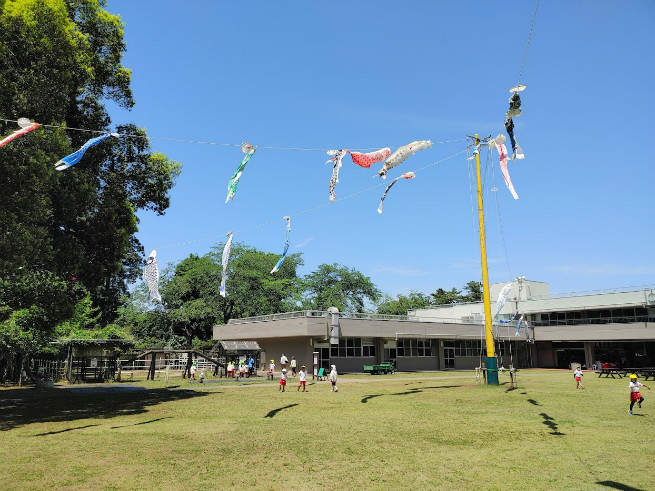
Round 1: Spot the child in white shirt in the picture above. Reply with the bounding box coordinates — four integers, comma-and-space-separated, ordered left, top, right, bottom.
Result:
628, 374, 650, 415
297, 365, 307, 392
573, 367, 584, 389
279, 368, 287, 392
329, 365, 338, 392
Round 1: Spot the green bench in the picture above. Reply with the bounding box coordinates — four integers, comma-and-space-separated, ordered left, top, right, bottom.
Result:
363, 363, 394, 375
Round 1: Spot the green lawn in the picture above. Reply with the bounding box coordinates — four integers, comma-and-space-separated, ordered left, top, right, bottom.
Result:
1, 370, 653, 490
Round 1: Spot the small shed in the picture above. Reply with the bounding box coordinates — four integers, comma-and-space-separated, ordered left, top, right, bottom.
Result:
212, 340, 261, 375
61, 339, 134, 383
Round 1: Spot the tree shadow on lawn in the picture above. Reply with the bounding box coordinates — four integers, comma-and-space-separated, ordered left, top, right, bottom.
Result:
540, 412, 565, 436
0, 386, 211, 432
110, 417, 173, 429
361, 385, 461, 402
597, 480, 645, 491
31, 424, 99, 436
264, 403, 298, 419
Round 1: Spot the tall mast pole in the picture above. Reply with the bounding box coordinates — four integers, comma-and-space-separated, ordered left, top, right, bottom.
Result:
474, 134, 499, 385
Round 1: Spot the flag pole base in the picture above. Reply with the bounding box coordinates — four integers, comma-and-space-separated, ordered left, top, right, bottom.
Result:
486, 356, 499, 385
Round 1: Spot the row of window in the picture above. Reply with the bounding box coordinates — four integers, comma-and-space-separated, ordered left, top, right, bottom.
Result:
329, 338, 376, 358
396, 338, 434, 357
328, 338, 436, 358
325, 337, 516, 359
536, 307, 649, 326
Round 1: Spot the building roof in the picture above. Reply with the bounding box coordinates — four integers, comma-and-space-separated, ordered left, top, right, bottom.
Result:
220, 340, 261, 351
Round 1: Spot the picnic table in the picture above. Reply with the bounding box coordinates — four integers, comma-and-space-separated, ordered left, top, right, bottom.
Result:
626, 368, 655, 380
595, 368, 627, 378
363, 363, 394, 375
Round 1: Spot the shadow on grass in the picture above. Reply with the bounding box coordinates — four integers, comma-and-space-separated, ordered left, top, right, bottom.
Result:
540, 412, 565, 436
111, 417, 173, 429
597, 480, 645, 491
0, 386, 211, 431
264, 403, 298, 419
360, 385, 461, 402
527, 398, 541, 406
32, 424, 99, 436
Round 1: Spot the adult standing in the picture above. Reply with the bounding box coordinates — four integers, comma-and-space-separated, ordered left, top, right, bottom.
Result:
248, 356, 255, 377
290, 356, 297, 376
280, 354, 288, 370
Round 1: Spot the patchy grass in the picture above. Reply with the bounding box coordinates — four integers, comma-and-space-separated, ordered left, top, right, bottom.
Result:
1, 370, 653, 490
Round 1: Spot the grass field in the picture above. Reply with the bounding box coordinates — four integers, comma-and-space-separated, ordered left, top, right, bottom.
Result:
1, 370, 653, 490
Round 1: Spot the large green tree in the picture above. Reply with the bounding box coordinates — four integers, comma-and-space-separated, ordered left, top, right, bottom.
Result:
208, 243, 303, 324
376, 291, 433, 316
300, 263, 380, 312
0, 0, 181, 375
119, 244, 303, 348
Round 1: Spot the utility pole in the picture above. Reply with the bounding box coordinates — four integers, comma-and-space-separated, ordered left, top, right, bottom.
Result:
473, 134, 499, 385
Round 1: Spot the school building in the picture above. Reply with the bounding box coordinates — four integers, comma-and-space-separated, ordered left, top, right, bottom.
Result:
212, 280, 655, 373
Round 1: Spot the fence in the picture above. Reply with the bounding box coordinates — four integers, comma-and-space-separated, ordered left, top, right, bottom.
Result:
31, 359, 65, 382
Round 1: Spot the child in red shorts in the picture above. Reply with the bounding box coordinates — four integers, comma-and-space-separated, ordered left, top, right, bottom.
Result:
573, 367, 584, 389
297, 365, 307, 392
279, 368, 287, 392
628, 374, 650, 415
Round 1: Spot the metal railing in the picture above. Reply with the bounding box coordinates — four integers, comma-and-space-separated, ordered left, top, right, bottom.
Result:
226, 309, 474, 325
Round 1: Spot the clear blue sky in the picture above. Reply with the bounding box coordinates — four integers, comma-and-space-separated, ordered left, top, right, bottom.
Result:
104, 0, 655, 299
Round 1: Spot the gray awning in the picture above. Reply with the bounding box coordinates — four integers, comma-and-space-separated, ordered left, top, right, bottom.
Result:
220, 340, 261, 351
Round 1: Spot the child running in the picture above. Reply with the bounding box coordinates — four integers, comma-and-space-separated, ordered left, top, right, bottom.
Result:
628, 374, 651, 415
329, 364, 338, 392
297, 365, 307, 392
573, 367, 584, 389
279, 368, 287, 392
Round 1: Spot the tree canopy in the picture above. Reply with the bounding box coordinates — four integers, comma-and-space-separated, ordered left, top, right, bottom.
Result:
0, 0, 180, 375
300, 263, 381, 312
118, 243, 304, 348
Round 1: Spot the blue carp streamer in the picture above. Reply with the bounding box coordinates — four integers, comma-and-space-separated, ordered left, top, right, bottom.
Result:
270, 216, 291, 274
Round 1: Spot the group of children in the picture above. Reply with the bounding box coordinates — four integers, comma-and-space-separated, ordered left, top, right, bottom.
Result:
226, 358, 255, 379
573, 366, 651, 415
274, 362, 338, 393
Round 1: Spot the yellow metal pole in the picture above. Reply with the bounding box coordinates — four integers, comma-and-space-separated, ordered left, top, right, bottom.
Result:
474, 134, 498, 384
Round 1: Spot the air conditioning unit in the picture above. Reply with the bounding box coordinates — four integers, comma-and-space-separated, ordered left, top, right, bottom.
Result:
647, 290, 655, 306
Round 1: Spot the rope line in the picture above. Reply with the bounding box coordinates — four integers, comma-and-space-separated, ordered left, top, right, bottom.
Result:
0, 117, 466, 153
517, 0, 540, 86
157, 148, 468, 250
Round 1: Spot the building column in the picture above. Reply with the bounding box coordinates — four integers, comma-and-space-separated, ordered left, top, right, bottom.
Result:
584, 342, 594, 370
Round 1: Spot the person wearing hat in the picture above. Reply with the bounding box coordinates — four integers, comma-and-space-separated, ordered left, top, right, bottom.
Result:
268, 359, 275, 380
189, 360, 197, 381
329, 365, 338, 392
628, 374, 650, 415
297, 365, 307, 392
573, 366, 584, 389
279, 368, 288, 392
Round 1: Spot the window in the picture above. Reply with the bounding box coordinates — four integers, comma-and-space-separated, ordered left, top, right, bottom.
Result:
384, 348, 397, 361
331, 338, 364, 358
362, 341, 376, 357
396, 339, 405, 357
396, 338, 433, 357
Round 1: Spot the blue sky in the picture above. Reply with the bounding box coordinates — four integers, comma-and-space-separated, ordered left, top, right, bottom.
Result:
104, 0, 655, 299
